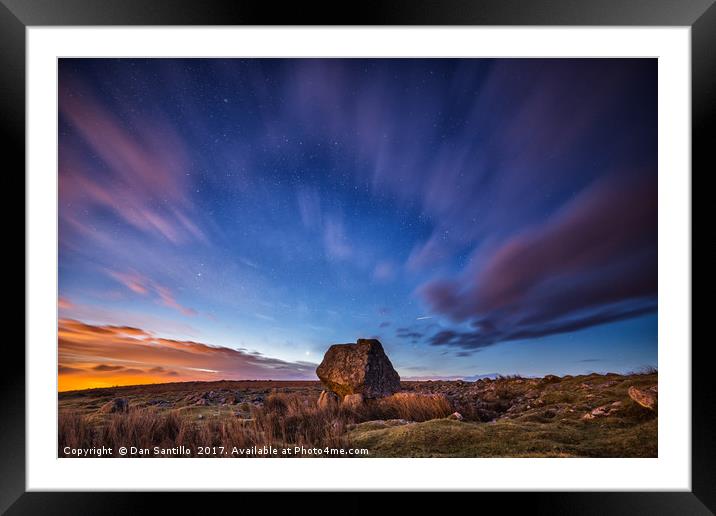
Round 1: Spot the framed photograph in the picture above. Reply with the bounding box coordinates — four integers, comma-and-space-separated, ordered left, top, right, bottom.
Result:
7, 0, 711, 512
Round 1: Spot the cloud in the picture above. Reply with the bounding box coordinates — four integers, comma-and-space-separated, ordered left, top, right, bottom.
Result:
379, 321, 391, 328
54, 300, 200, 337
59, 75, 205, 246
58, 297, 74, 310
92, 364, 125, 372
148, 366, 180, 376
239, 257, 259, 269
421, 173, 657, 349
407, 235, 455, 272
372, 261, 396, 282
396, 327, 424, 340
108, 269, 197, 316
58, 319, 318, 391
296, 187, 322, 229
59, 365, 83, 375
323, 216, 352, 260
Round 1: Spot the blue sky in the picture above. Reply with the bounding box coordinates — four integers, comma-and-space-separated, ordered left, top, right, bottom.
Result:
58, 58, 657, 388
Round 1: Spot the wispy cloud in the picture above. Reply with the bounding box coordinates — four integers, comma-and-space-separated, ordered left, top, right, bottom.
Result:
296, 187, 322, 230
108, 269, 197, 316
323, 216, 352, 260
59, 75, 206, 246
372, 261, 396, 282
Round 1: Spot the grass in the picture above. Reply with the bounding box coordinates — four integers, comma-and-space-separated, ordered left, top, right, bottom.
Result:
58, 390, 452, 457
348, 372, 658, 457
347, 417, 657, 457
58, 373, 657, 457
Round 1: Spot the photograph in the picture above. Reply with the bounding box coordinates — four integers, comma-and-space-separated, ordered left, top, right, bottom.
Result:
57, 57, 658, 459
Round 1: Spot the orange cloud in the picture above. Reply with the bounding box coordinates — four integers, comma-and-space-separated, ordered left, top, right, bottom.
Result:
58, 319, 316, 391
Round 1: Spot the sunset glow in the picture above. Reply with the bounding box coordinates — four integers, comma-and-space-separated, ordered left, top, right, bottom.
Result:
58, 318, 315, 391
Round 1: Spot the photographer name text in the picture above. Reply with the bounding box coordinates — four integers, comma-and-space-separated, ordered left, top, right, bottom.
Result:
62, 445, 369, 457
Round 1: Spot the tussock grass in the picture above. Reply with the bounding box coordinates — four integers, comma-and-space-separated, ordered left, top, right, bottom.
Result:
59, 394, 349, 457
58, 391, 453, 457
358, 392, 453, 422
59, 373, 657, 458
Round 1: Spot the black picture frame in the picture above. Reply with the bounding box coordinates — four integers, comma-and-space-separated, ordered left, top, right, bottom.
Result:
4, 0, 712, 513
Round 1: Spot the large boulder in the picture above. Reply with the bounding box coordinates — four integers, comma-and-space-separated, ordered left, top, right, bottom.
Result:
316, 338, 401, 399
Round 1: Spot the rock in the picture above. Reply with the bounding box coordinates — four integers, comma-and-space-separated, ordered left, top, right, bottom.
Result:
628, 386, 657, 410
99, 398, 128, 414
317, 390, 339, 409
195, 398, 207, 406
342, 393, 364, 409
541, 374, 561, 384
583, 402, 622, 420
447, 411, 464, 421
316, 338, 401, 399
590, 405, 609, 417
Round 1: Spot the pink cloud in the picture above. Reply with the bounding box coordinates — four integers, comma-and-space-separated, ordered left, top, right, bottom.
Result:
59, 77, 205, 245
373, 261, 396, 282
108, 269, 197, 317
420, 173, 657, 349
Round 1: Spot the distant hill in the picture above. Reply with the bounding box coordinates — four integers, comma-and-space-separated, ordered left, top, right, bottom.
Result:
402, 373, 502, 381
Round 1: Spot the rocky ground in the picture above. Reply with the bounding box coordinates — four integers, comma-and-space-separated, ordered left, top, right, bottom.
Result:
58, 372, 657, 457
351, 372, 658, 457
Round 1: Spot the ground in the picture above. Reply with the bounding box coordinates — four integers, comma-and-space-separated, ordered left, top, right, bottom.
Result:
58, 372, 657, 458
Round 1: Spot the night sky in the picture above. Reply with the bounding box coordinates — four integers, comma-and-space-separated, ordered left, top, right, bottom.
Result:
58, 58, 657, 390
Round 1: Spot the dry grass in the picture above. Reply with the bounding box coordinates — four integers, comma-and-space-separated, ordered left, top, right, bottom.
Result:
359, 392, 453, 422
58, 391, 454, 457
58, 373, 657, 458
59, 394, 346, 457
